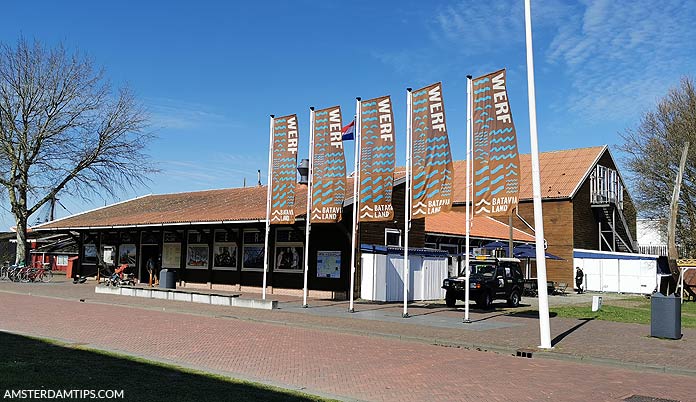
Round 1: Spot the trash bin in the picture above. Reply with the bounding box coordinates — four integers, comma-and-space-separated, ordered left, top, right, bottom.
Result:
650, 292, 681, 339
159, 269, 176, 289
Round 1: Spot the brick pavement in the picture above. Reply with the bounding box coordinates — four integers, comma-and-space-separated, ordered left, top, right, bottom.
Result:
0, 285, 694, 401
2, 280, 695, 373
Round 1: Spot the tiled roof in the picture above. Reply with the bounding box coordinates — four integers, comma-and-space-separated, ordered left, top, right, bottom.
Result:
37, 146, 606, 230
451, 145, 606, 203
38, 185, 309, 229
425, 210, 535, 242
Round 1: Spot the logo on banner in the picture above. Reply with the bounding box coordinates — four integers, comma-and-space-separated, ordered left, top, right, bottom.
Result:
472, 69, 520, 216
410, 82, 453, 218
270, 114, 299, 224
359, 96, 395, 222
311, 106, 347, 223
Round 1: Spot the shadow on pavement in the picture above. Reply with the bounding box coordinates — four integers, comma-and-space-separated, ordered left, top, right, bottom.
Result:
551, 318, 595, 347
0, 331, 332, 402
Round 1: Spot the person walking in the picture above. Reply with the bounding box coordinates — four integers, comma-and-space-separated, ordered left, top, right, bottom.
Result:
575, 267, 584, 294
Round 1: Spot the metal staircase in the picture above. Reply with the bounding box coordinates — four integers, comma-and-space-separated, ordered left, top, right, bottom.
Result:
590, 165, 636, 253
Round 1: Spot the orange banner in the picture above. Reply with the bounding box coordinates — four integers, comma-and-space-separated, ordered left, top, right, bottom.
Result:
358, 96, 395, 222
410, 82, 453, 218
270, 114, 299, 224
472, 69, 520, 216
310, 106, 346, 223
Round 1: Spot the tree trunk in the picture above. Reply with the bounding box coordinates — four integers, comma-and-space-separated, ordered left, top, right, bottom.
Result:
14, 217, 28, 265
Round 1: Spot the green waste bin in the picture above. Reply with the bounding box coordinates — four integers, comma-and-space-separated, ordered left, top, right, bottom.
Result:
650, 293, 681, 339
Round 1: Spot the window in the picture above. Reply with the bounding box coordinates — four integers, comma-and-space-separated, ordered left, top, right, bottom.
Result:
242, 229, 265, 271
186, 230, 209, 269
275, 228, 303, 273
162, 230, 183, 269
56, 255, 69, 266
118, 244, 137, 267
213, 229, 238, 270
385, 229, 401, 246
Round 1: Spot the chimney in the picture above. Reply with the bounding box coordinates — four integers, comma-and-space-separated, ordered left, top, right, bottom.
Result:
297, 159, 309, 185
257, 170, 261, 186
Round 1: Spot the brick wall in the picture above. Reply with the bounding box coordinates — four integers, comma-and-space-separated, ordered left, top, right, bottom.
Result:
515, 200, 575, 284
359, 183, 425, 248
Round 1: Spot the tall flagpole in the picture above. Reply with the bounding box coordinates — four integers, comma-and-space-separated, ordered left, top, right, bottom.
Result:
262, 115, 274, 300
349, 98, 361, 313
403, 88, 412, 318
464, 76, 472, 323
525, 0, 552, 349
303, 107, 315, 308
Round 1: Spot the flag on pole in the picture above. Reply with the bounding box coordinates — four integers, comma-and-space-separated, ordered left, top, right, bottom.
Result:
270, 114, 299, 224
341, 120, 355, 141
471, 69, 521, 216
410, 82, 454, 218
358, 96, 395, 222
310, 106, 347, 223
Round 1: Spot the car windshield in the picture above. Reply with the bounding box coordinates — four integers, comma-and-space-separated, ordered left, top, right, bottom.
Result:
469, 263, 496, 278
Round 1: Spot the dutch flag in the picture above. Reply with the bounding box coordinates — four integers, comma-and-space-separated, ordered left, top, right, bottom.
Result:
341, 120, 355, 141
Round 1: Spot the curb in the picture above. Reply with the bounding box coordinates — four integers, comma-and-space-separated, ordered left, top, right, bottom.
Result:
1, 288, 695, 378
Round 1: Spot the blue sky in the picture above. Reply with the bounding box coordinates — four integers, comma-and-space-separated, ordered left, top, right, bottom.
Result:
1, 0, 695, 228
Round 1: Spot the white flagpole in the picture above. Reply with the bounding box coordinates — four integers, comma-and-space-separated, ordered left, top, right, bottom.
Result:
525, 0, 552, 349
403, 88, 412, 318
303, 107, 315, 308
349, 98, 361, 313
262, 115, 274, 300
464, 76, 472, 323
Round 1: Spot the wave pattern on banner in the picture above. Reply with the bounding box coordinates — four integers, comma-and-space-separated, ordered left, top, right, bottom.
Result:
270, 115, 299, 224
359, 96, 395, 222
410, 83, 453, 218
311, 107, 346, 223
472, 69, 520, 216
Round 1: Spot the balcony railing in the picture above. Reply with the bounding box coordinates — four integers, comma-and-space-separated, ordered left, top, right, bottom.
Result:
590, 165, 624, 210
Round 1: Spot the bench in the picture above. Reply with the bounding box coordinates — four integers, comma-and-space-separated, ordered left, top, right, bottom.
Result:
554, 282, 568, 295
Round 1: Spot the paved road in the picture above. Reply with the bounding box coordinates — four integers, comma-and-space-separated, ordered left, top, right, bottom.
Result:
0, 289, 693, 402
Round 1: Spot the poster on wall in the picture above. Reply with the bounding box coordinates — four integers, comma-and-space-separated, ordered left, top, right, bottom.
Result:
316, 250, 341, 279
186, 245, 209, 269
118, 244, 136, 267
162, 243, 181, 268
213, 243, 237, 269
243, 246, 264, 269
84, 244, 97, 260
275, 246, 303, 272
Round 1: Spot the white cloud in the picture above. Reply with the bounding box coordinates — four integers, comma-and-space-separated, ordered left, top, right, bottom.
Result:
147, 97, 243, 131
546, 0, 696, 118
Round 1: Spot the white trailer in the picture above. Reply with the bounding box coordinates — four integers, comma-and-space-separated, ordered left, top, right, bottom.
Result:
360, 245, 448, 302
573, 249, 659, 294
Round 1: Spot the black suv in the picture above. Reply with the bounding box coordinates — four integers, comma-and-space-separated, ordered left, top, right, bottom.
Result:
442, 257, 524, 309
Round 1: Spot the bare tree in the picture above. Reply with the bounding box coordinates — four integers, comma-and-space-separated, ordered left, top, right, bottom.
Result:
0, 38, 154, 263
620, 77, 696, 258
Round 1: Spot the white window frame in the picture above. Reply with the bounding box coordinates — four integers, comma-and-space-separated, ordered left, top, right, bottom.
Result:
213, 229, 238, 270
274, 228, 304, 273
242, 229, 265, 271
185, 230, 209, 269
385, 228, 402, 247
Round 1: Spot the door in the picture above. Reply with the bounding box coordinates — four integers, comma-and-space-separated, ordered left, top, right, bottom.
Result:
140, 245, 160, 284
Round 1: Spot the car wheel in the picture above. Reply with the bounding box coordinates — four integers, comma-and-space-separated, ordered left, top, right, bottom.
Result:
445, 291, 456, 308
507, 291, 520, 308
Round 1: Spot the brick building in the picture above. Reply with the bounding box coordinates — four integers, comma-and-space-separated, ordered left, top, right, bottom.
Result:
34, 145, 634, 295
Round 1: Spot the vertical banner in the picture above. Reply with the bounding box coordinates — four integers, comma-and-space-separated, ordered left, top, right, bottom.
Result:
410, 82, 454, 218
472, 69, 520, 216
270, 114, 299, 224
311, 106, 346, 223
359, 96, 396, 221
